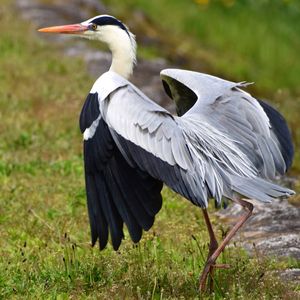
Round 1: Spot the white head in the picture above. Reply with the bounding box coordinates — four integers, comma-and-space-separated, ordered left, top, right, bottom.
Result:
39, 15, 137, 79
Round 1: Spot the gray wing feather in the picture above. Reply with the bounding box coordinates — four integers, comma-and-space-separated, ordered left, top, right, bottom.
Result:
161, 68, 288, 180
94, 71, 294, 208
101, 85, 192, 171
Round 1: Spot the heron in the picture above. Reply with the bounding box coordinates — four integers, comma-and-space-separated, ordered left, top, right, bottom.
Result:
38, 15, 295, 292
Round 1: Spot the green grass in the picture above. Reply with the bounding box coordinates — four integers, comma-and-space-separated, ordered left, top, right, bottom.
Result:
0, 1, 299, 299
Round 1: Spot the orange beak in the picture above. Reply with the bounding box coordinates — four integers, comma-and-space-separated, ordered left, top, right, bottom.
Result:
38, 23, 89, 34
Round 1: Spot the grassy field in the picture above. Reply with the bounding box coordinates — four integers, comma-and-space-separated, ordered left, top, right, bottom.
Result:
0, 0, 299, 299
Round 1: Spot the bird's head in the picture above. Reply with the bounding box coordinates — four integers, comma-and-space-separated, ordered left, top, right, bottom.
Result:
39, 15, 131, 41
38, 15, 136, 78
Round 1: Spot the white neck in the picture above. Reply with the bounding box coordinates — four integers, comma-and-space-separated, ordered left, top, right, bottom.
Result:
100, 25, 136, 79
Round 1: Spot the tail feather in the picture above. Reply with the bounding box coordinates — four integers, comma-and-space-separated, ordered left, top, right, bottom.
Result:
231, 175, 295, 202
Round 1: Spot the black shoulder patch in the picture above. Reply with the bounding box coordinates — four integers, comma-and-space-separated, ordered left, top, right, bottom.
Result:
91, 16, 128, 32
79, 93, 100, 133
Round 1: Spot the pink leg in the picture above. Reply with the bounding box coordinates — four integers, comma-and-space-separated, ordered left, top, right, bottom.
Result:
202, 209, 219, 257
202, 209, 219, 292
199, 198, 254, 292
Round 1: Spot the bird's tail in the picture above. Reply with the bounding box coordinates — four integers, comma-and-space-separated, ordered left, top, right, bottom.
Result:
230, 175, 295, 202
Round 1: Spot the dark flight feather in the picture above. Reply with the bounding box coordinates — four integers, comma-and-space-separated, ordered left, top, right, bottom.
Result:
81, 93, 163, 249
257, 99, 294, 171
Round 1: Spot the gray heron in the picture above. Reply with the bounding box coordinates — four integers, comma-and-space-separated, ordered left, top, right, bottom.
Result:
38, 15, 295, 292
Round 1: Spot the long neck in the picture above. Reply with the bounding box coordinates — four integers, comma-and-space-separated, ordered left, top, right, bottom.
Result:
102, 26, 136, 79
109, 40, 135, 79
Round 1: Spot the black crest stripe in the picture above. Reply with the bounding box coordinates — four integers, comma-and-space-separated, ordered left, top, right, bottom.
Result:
91, 16, 128, 33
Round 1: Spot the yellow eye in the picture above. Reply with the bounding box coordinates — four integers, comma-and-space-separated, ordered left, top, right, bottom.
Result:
90, 23, 97, 31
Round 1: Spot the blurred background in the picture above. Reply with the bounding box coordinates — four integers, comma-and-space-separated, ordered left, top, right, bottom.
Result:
0, 0, 299, 298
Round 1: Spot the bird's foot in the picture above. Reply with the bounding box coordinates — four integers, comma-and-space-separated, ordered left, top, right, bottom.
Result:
199, 260, 231, 293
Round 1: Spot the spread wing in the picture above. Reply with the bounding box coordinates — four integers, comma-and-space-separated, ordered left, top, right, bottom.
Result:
80, 92, 163, 250
81, 71, 294, 250
99, 74, 294, 208
161, 68, 294, 180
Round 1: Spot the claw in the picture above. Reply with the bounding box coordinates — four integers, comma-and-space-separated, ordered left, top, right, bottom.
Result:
213, 263, 230, 269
